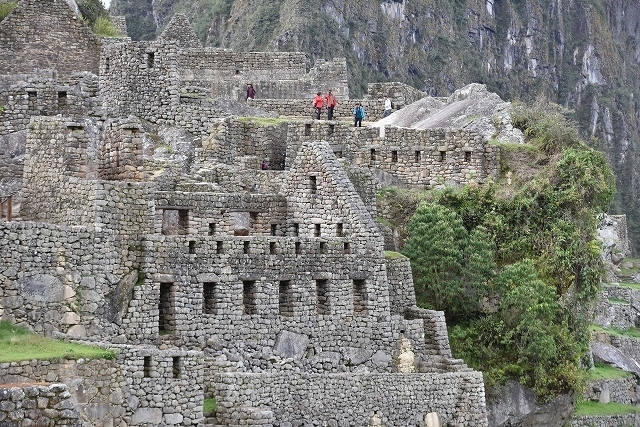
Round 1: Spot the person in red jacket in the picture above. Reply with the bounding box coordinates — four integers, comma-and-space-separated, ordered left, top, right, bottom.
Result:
312, 92, 324, 119
325, 90, 337, 120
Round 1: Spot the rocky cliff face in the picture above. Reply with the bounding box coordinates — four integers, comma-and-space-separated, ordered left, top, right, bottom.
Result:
110, 0, 640, 252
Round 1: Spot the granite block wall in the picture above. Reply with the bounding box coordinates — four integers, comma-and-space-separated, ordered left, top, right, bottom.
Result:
209, 371, 487, 427
0, 348, 204, 426
0, 383, 81, 427
0, 0, 101, 81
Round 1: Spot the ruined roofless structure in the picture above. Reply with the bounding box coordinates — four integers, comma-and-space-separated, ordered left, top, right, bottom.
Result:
0, 1, 494, 425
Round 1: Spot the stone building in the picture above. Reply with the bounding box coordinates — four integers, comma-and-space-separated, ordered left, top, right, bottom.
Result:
0, 1, 493, 425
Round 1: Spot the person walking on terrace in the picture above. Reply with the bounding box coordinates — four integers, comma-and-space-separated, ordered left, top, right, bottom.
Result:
325, 90, 338, 120
313, 92, 324, 119
353, 103, 365, 127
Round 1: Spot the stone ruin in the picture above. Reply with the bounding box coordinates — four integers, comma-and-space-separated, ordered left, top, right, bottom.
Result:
0, 1, 494, 425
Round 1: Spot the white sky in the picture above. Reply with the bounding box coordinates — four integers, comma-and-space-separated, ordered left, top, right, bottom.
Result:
101, 0, 111, 8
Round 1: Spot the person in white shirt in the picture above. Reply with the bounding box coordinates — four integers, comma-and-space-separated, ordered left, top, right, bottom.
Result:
383, 97, 392, 117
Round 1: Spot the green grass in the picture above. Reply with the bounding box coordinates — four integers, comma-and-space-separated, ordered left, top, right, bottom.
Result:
574, 401, 639, 416
586, 364, 632, 380
0, 2, 16, 20
385, 251, 407, 260
617, 282, 640, 290
203, 397, 217, 413
0, 321, 115, 362
591, 325, 640, 339
608, 298, 630, 304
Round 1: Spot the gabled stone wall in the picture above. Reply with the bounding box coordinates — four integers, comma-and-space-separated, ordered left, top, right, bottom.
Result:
0, 0, 101, 82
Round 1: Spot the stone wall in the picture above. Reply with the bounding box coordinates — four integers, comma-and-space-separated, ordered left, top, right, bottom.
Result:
0, 383, 81, 427
209, 371, 487, 427
249, 98, 394, 122
0, 348, 204, 426
594, 285, 640, 329
583, 376, 638, 405
366, 81, 430, 108
0, 0, 101, 82
570, 414, 640, 426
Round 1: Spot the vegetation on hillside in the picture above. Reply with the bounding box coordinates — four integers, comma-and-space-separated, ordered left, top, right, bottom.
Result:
398, 101, 616, 402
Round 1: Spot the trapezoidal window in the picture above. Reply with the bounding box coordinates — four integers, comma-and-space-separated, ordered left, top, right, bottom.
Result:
279, 281, 293, 317
314, 224, 321, 237
57, 91, 67, 109
158, 282, 176, 335
27, 91, 37, 112
370, 149, 376, 162
439, 151, 446, 162
336, 223, 343, 237
172, 356, 181, 378
271, 224, 277, 236
147, 52, 155, 69
353, 279, 368, 315
391, 150, 398, 163
203, 282, 218, 315
415, 151, 422, 162
143, 356, 152, 378
316, 279, 329, 315
243, 280, 256, 315
208, 223, 216, 236
465, 151, 472, 162
309, 176, 317, 195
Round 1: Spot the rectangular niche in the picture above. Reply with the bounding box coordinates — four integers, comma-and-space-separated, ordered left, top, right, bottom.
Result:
172, 356, 181, 378
202, 282, 218, 315
353, 279, 368, 315
279, 281, 293, 317
57, 91, 67, 109
242, 280, 257, 315
161, 209, 189, 235
143, 356, 152, 378
158, 282, 176, 335
316, 279, 330, 315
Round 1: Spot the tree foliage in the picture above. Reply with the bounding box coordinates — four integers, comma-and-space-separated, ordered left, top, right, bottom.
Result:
403, 102, 616, 401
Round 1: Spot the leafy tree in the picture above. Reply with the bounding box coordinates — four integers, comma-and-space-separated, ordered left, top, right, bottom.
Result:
404, 202, 467, 318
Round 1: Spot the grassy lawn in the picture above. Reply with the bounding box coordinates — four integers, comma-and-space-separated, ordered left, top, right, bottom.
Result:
575, 401, 639, 416
0, 321, 115, 363
586, 364, 632, 380
616, 282, 640, 290
384, 251, 407, 260
591, 325, 640, 339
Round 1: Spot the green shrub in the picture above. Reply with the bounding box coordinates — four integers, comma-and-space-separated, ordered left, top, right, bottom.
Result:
92, 16, 120, 38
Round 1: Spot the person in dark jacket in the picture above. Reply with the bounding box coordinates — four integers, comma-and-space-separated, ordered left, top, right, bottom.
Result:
246, 83, 255, 100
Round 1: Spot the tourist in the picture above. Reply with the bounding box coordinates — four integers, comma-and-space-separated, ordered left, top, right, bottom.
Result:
261, 159, 269, 170
246, 83, 255, 100
325, 90, 337, 120
312, 92, 324, 119
383, 97, 392, 117
353, 103, 365, 127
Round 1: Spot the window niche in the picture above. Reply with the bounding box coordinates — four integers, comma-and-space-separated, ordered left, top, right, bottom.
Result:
242, 280, 257, 315
316, 279, 329, 315
202, 282, 218, 315
158, 282, 176, 335
353, 279, 368, 315
279, 281, 293, 317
